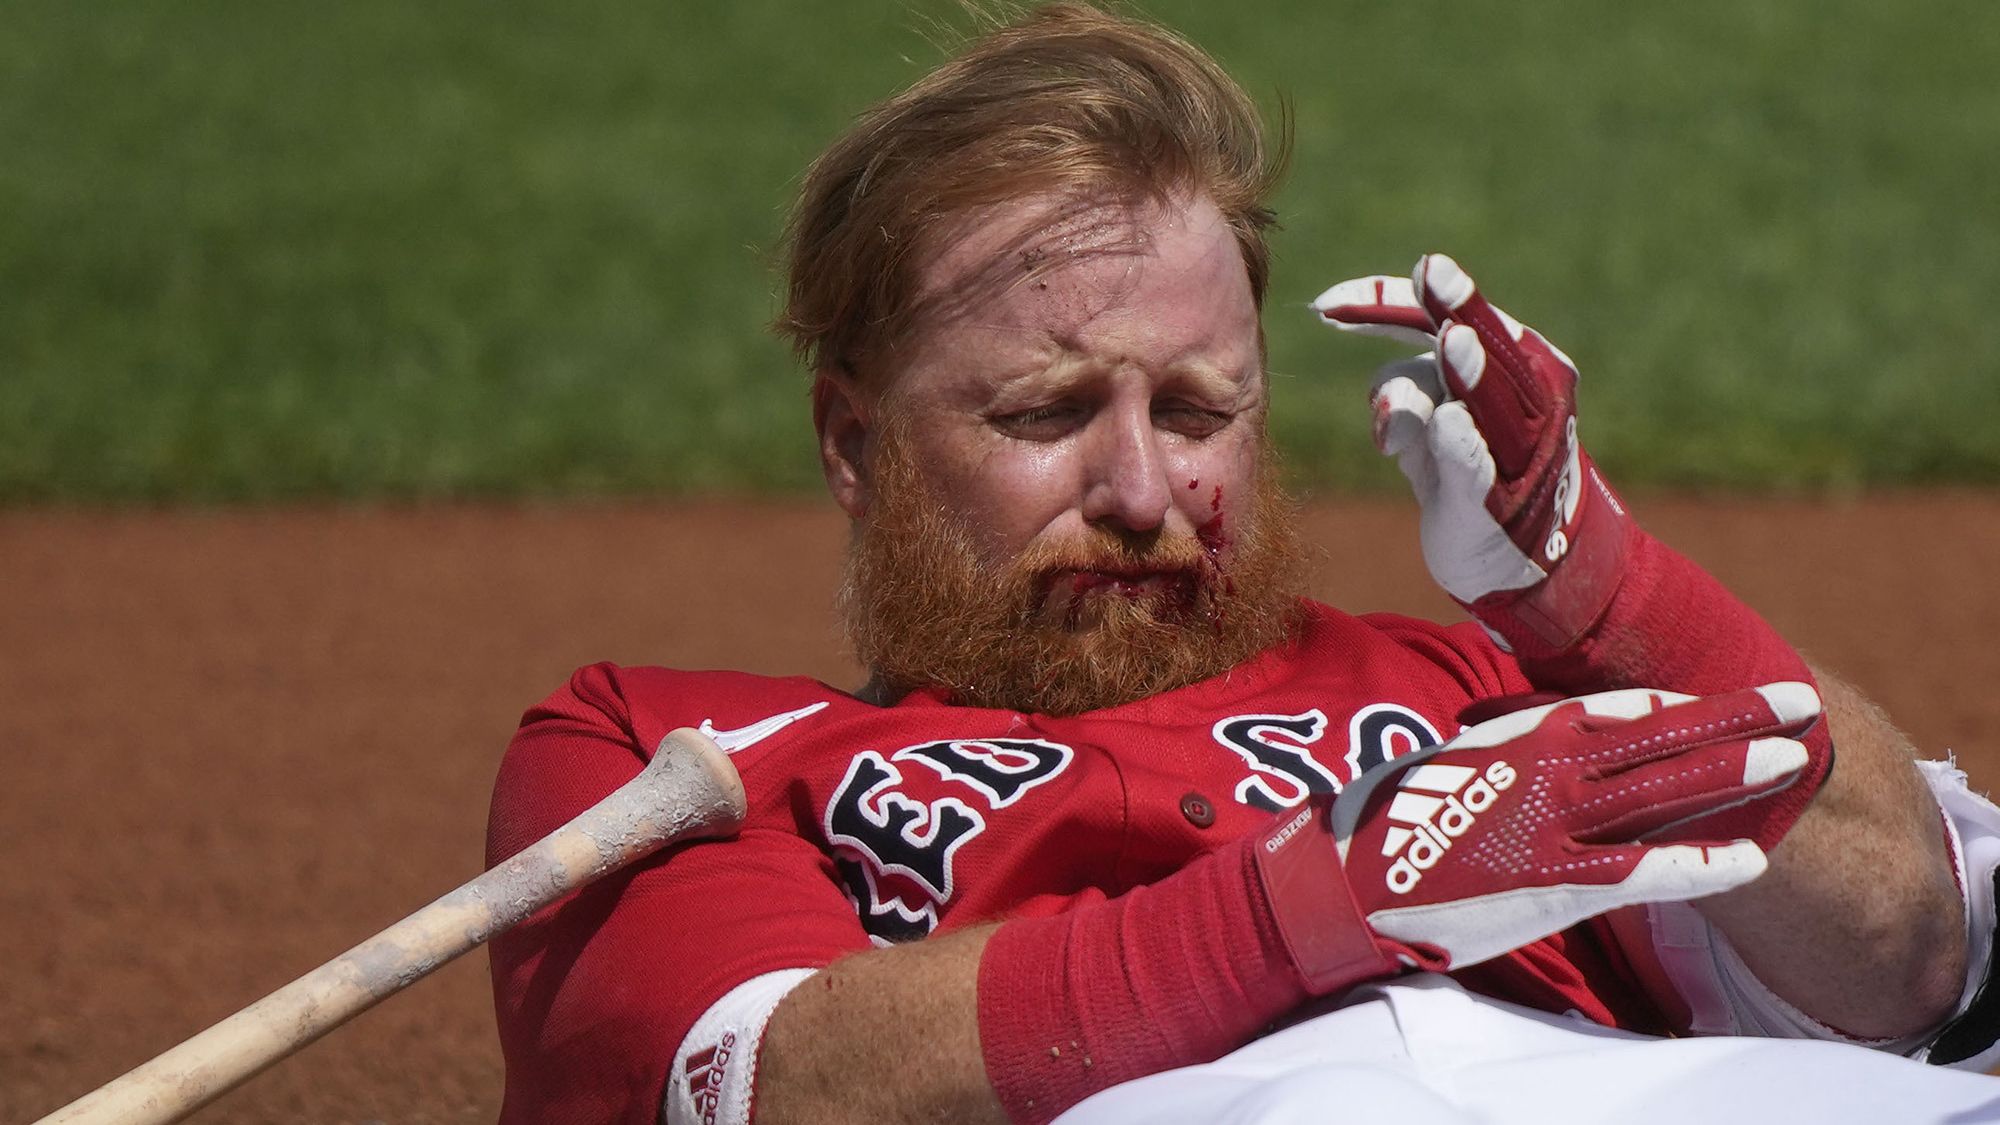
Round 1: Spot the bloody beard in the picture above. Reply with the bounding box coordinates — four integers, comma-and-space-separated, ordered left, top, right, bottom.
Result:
842, 432, 1309, 716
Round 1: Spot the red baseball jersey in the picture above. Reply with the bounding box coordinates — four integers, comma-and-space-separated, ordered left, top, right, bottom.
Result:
487, 600, 1689, 1124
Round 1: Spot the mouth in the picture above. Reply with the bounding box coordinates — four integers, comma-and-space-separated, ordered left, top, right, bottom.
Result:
1035, 567, 1200, 627
1060, 569, 1185, 596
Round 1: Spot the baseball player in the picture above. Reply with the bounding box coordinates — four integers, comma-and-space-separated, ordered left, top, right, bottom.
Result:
484, 5, 2000, 1123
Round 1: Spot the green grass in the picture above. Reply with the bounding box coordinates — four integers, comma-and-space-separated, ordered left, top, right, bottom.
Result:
3, 1, 1997, 501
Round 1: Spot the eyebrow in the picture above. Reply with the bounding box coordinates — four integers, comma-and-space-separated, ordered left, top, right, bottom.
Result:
972, 349, 1257, 412
976, 352, 1095, 405
1161, 358, 1256, 398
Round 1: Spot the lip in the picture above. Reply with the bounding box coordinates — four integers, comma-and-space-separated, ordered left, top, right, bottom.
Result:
1043, 568, 1205, 613
1033, 567, 1202, 629
1055, 569, 1182, 597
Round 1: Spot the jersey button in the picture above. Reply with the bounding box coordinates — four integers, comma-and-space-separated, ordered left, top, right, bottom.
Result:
1179, 791, 1216, 828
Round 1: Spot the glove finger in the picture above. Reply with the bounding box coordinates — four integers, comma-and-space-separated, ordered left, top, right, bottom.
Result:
1395, 436, 1440, 505
1362, 839, 1767, 970
1415, 254, 1536, 352
1370, 368, 1438, 456
1562, 681, 1822, 776
1612, 839, 1769, 904
1446, 686, 1701, 752
1436, 322, 1539, 480
1369, 352, 1446, 404
1571, 736, 1808, 844
1424, 400, 1495, 494
1418, 404, 1549, 601
1312, 275, 1438, 346
1418, 254, 1561, 479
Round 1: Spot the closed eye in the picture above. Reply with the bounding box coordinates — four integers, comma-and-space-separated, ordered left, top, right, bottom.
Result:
1153, 402, 1232, 438
990, 402, 1087, 442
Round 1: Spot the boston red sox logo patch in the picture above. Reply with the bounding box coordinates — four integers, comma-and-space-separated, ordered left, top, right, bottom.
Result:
825, 737, 1073, 942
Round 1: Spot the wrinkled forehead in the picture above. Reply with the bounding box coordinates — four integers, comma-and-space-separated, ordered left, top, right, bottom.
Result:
923, 194, 1146, 296
911, 192, 1236, 334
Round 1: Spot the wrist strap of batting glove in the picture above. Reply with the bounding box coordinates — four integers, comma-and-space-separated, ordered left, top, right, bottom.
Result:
1253, 799, 1413, 988
1474, 457, 1636, 655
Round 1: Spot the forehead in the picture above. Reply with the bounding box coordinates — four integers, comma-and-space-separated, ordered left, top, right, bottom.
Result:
889, 192, 1259, 389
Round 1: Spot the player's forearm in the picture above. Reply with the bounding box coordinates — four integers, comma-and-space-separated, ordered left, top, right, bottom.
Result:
756, 924, 1007, 1125
758, 823, 1351, 1125
1695, 666, 1966, 1039
752, 920, 1008, 1120
1517, 537, 1965, 1034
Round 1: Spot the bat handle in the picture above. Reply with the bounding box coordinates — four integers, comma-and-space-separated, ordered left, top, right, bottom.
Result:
33, 728, 745, 1125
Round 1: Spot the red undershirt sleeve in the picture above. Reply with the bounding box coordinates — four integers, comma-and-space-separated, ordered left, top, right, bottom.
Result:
1517, 531, 1830, 852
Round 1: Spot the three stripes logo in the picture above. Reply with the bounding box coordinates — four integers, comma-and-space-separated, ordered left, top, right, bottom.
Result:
685, 1031, 737, 1125
1380, 760, 1517, 894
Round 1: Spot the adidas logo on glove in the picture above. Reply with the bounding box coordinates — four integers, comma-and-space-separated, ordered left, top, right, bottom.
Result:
1381, 761, 1517, 894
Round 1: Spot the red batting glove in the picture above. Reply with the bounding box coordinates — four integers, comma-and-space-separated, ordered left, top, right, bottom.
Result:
1311, 256, 1634, 653
1255, 682, 1821, 982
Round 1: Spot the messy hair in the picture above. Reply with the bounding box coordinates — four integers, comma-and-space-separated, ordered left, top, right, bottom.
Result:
775, 2, 1289, 381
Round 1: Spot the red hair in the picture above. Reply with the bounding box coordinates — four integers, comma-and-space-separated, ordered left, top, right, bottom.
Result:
776, 2, 1288, 382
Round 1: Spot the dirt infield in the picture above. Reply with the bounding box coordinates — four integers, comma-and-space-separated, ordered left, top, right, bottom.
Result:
7, 496, 2000, 1123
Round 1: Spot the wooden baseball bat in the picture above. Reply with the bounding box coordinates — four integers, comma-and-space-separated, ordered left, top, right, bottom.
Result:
32, 728, 747, 1125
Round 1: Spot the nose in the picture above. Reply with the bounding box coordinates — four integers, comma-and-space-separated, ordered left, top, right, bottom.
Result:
1079, 402, 1172, 533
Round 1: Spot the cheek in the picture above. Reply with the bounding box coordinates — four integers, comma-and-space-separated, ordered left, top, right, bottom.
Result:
920, 436, 1083, 556
1170, 437, 1261, 532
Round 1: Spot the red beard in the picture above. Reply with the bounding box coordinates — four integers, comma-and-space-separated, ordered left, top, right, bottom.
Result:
842, 436, 1308, 716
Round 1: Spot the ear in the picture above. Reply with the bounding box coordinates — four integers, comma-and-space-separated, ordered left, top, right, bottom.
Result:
813, 366, 873, 519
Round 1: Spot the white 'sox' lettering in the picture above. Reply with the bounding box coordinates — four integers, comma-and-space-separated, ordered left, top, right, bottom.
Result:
1215, 704, 1441, 811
